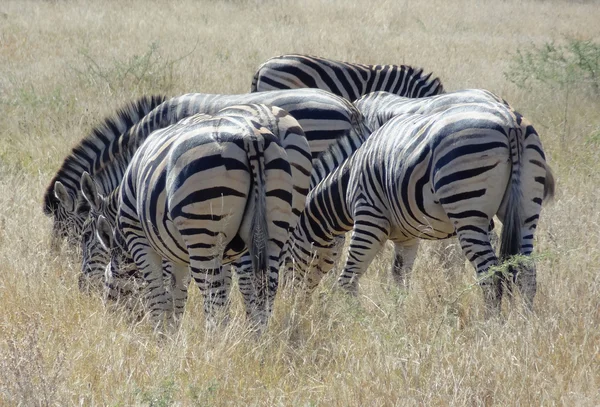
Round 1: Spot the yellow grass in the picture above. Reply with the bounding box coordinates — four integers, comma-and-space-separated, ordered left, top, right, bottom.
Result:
1, 0, 599, 405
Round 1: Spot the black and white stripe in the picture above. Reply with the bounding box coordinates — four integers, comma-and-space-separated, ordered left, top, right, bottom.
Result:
251, 54, 444, 100
94, 107, 299, 330
87, 105, 312, 329
43, 95, 167, 248
125, 89, 370, 162
288, 101, 554, 315
75, 89, 365, 308
353, 89, 512, 282
354, 89, 508, 131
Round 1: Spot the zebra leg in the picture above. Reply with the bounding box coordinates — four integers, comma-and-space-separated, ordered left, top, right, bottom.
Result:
390, 240, 419, 289
514, 259, 536, 311
337, 210, 390, 295
189, 255, 232, 330
231, 252, 258, 321
454, 221, 502, 317
133, 247, 173, 328
166, 262, 190, 326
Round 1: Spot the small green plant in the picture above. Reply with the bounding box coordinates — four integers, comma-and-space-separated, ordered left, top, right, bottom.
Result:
505, 37, 600, 93
71, 41, 196, 95
137, 378, 176, 407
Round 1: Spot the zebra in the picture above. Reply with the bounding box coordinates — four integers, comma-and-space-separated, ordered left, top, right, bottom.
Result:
83, 104, 312, 329
89, 107, 298, 331
287, 101, 555, 316
46, 89, 364, 249
72, 89, 365, 297
251, 54, 444, 100
353, 89, 513, 284
43, 95, 167, 249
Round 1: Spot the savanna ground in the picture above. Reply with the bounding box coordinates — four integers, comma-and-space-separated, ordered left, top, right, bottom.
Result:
1, 0, 599, 405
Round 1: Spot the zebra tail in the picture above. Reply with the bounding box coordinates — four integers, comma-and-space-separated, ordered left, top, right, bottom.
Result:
543, 162, 556, 202
499, 124, 524, 288
246, 135, 269, 282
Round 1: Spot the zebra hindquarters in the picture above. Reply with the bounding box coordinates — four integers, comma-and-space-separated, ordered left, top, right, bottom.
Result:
242, 131, 294, 330
167, 153, 251, 330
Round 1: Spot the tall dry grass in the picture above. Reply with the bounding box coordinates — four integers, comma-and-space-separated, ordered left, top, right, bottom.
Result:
1, 0, 599, 405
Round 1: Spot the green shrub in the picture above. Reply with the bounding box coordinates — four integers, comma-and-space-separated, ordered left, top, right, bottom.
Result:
505, 38, 600, 94
70, 41, 195, 95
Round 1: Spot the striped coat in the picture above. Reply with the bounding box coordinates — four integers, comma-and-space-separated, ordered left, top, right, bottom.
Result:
251, 54, 444, 100
288, 101, 554, 315
94, 108, 298, 330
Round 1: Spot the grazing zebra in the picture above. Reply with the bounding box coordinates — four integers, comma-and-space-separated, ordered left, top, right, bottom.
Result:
251, 54, 444, 100
73, 90, 363, 304
48, 89, 365, 289
85, 105, 310, 330
352, 89, 511, 284
43, 95, 167, 248
288, 101, 555, 315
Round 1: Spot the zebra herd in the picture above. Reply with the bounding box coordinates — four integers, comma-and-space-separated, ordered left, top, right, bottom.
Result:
43, 54, 554, 331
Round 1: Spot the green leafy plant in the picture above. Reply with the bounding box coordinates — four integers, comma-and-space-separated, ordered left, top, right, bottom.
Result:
71, 41, 196, 95
505, 37, 600, 93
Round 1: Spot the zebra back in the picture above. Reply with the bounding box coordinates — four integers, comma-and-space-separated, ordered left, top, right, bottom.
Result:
354, 89, 509, 132
251, 54, 444, 100
125, 89, 370, 162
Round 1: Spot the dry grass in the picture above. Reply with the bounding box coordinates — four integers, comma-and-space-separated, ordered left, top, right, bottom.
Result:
1, 0, 599, 405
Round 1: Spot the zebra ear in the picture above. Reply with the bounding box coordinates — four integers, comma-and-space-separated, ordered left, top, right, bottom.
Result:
81, 171, 101, 211
96, 215, 113, 251
54, 181, 75, 212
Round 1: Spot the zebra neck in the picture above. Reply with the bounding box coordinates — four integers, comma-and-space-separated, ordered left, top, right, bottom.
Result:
304, 163, 353, 243
106, 185, 121, 220
310, 129, 365, 188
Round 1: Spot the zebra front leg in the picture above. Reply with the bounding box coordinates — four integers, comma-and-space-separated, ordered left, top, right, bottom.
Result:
390, 240, 419, 290
133, 247, 173, 329
189, 255, 232, 330
337, 211, 390, 295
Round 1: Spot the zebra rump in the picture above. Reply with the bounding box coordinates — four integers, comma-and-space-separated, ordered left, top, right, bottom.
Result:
92, 108, 295, 330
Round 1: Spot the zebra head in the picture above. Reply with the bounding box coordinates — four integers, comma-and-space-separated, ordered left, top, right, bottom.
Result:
78, 172, 115, 292
47, 181, 90, 250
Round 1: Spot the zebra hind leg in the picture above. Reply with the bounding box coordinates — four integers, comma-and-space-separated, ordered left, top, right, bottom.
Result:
133, 247, 174, 331
164, 261, 191, 328
390, 240, 419, 290
454, 220, 503, 318
189, 255, 232, 331
231, 252, 259, 323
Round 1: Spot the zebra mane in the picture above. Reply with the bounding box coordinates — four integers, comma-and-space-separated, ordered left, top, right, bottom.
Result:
43, 95, 167, 215
311, 130, 362, 188
373, 64, 444, 97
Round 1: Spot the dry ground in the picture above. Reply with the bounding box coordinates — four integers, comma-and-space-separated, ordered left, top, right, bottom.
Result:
1, 0, 599, 405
